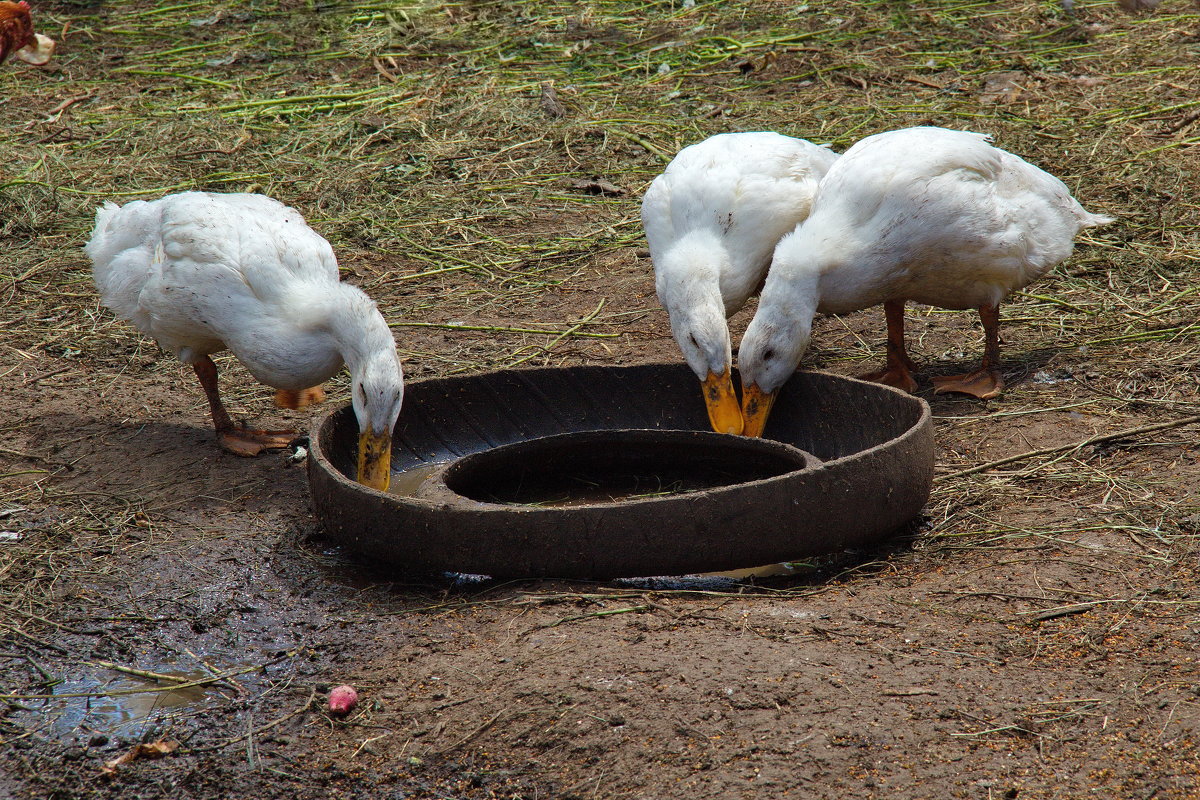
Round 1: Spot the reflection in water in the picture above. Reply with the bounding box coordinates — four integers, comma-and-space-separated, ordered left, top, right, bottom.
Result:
40, 656, 258, 739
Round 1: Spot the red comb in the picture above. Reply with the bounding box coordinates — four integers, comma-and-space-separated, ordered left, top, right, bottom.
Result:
19, 1, 31, 9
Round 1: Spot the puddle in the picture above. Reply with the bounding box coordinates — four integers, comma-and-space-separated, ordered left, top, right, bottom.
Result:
32, 654, 265, 739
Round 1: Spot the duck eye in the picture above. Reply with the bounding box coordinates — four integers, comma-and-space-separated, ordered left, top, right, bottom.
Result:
688, 333, 700, 349
763, 348, 776, 361
358, 385, 368, 405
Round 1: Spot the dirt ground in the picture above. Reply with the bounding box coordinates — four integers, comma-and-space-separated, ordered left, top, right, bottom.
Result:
3, 1, 1200, 798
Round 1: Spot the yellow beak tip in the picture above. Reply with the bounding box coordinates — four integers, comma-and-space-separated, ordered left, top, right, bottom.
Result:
702, 371, 743, 436
740, 384, 778, 439
356, 432, 392, 491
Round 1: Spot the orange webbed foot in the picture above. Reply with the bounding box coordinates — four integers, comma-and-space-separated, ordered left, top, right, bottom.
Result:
218, 427, 299, 457
274, 386, 326, 410
932, 368, 1004, 400
858, 364, 919, 394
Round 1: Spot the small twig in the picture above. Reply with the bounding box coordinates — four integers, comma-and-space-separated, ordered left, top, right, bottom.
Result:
188, 690, 315, 753
33, 126, 77, 145
3, 653, 293, 700
538, 604, 651, 629
1, 691, 34, 712
175, 132, 251, 158
950, 723, 1045, 739
41, 94, 93, 123
1160, 108, 1200, 135
373, 57, 398, 83
0, 470, 49, 479
936, 414, 1200, 481
184, 646, 245, 694
0, 626, 71, 655
433, 710, 507, 755
504, 299, 609, 368
1029, 605, 1093, 622
25, 655, 57, 687
352, 731, 393, 759
23, 366, 71, 386
94, 660, 193, 685
0, 605, 80, 632
1011, 291, 1093, 313
597, 126, 672, 162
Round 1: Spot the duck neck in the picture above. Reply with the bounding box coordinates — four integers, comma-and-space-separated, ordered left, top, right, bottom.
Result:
762, 242, 822, 328
656, 231, 741, 315
324, 283, 395, 377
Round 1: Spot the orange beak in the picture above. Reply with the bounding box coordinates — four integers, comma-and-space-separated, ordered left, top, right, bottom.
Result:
740, 383, 778, 438
356, 430, 392, 492
702, 370, 743, 435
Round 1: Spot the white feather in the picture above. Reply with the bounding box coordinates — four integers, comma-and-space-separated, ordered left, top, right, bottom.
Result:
86, 191, 403, 436
741, 126, 1113, 393
642, 132, 839, 380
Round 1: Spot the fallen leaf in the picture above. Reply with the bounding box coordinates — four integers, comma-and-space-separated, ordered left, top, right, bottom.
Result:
100, 739, 179, 777
572, 178, 625, 197
980, 71, 1028, 105
540, 82, 566, 118
189, 12, 224, 26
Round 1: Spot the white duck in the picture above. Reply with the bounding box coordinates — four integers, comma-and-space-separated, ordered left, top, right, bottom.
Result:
738, 126, 1113, 436
641, 132, 838, 435
86, 191, 404, 491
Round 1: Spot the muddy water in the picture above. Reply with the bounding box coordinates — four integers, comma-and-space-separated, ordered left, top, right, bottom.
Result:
385, 461, 803, 578
704, 562, 805, 579
44, 656, 259, 739
391, 464, 712, 506
386, 461, 449, 499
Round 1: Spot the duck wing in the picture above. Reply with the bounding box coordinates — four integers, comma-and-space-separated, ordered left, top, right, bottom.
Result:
88, 192, 340, 357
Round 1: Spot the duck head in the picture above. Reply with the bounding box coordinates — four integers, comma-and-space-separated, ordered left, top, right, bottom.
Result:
350, 349, 404, 492
737, 235, 821, 437
654, 240, 742, 435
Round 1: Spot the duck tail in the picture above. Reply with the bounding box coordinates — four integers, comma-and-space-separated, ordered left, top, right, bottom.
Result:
84, 201, 122, 259
1079, 210, 1115, 229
